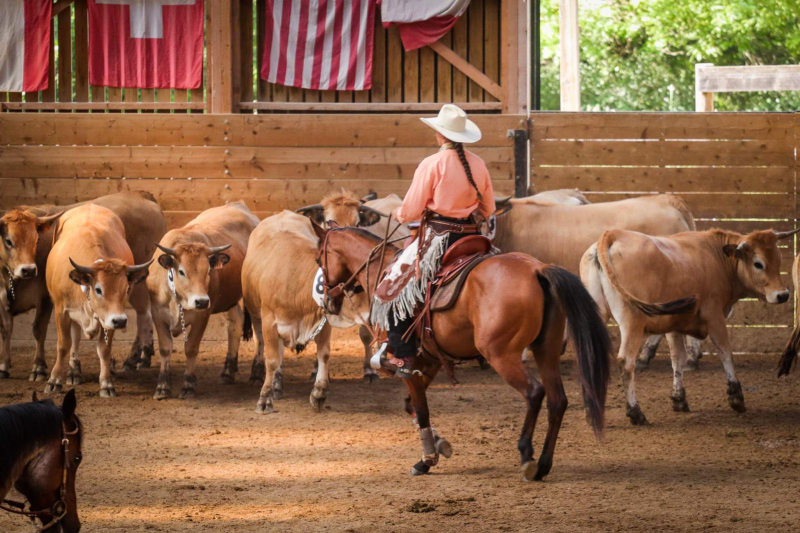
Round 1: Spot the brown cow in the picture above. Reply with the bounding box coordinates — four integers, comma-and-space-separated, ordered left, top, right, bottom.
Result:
148, 202, 259, 399
581, 227, 794, 425
0, 192, 165, 382
44, 204, 153, 397
242, 210, 371, 413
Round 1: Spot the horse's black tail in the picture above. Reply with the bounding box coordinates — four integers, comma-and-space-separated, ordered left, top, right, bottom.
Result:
242, 307, 253, 342
538, 266, 611, 437
778, 324, 800, 377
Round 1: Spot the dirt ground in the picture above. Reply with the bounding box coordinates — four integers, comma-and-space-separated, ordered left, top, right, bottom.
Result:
1, 328, 799, 533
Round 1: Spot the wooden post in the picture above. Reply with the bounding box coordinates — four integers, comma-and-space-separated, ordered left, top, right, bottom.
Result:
208, 0, 235, 113
501, 0, 527, 113
559, 0, 580, 111
695, 63, 714, 112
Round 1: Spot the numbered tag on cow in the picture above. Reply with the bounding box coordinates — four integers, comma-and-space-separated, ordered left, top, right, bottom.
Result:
312, 267, 326, 307
167, 268, 177, 295
484, 214, 497, 241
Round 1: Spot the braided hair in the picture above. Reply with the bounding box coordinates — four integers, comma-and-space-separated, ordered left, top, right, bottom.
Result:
453, 142, 483, 201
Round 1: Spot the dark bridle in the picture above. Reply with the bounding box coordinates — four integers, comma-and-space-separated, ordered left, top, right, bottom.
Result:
0, 421, 80, 532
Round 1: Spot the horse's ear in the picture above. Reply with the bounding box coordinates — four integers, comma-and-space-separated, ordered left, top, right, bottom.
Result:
310, 220, 328, 242
31, 391, 39, 402
62, 389, 77, 421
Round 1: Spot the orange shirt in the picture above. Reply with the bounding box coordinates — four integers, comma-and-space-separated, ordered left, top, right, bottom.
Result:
395, 148, 496, 223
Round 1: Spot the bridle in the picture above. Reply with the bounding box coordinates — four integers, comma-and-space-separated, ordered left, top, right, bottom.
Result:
1, 422, 80, 532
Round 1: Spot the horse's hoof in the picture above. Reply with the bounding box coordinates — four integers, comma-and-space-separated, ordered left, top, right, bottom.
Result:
626, 403, 649, 426
435, 438, 453, 459
219, 373, 235, 385
0, 370, 9, 379
670, 388, 690, 412
727, 382, 746, 413
44, 382, 62, 394
410, 461, 430, 476
99, 387, 117, 398
256, 399, 273, 414
522, 461, 537, 482
153, 388, 171, 400
533, 457, 553, 481
362, 372, 379, 384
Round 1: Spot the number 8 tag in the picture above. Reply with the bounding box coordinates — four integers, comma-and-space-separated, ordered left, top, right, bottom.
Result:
312, 267, 325, 308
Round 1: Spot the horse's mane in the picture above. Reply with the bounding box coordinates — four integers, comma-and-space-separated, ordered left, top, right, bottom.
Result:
0, 400, 82, 483
335, 226, 385, 244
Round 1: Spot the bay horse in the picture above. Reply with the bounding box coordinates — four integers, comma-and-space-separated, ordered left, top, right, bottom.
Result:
0, 389, 83, 532
313, 225, 611, 480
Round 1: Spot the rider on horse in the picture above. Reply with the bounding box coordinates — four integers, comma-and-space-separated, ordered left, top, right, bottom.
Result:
371, 104, 496, 379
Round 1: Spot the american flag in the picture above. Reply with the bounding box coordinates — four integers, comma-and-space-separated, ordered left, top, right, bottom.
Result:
260, 0, 377, 91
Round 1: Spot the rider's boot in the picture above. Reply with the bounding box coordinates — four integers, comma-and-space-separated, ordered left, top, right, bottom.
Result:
370, 341, 423, 380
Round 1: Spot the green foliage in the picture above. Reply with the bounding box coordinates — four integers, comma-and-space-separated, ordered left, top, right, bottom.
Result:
541, 0, 800, 111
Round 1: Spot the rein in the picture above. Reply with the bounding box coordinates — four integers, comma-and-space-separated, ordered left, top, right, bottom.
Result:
0, 422, 79, 532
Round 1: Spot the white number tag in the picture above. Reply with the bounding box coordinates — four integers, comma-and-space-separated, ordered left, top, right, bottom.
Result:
168, 269, 176, 294
312, 267, 325, 307
484, 214, 497, 240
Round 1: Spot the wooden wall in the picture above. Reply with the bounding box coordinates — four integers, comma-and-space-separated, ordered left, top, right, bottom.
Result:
531, 112, 799, 352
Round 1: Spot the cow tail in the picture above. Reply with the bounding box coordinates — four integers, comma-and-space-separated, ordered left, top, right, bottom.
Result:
538, 266, 611, 437
595, 231, 696, 317
242, 307, 253, 342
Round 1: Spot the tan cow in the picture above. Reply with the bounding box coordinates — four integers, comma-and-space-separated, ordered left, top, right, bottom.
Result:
0, 192, 165, 382
242, 210, 371, 413
519, 188, 591, 206
581, 228, 794, 425
44, 204, 153, 397
148, 202, 258, 399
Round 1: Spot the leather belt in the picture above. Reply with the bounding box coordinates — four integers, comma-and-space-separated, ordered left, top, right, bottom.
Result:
427, 220, 479, 234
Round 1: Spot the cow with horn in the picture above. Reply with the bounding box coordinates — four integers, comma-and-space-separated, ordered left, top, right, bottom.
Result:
44, 204, 154, 397
148, 203, 259, 399
581, 227, 797, 425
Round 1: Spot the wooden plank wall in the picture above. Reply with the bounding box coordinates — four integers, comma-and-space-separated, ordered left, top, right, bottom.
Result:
531, 112, 799, 352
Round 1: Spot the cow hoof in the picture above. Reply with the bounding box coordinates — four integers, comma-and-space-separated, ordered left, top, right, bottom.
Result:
44, 382, 62, 394
29, 364, 48, 382
308, 371, 317, 382
247, 374, 263, 386
435, 437, 453, 459
99, 387, 117, 398
153, 387, 171, 400
626, 403, 649, 426
122, 353, 140, 373
219, 373, 235, 385
410, 461, 430, 476
256, 398, 274, 414
477, 356, 491, 370
684, 359, 700, 372
249, 361, 266, 384
635, 359, 651, 373
310, 392, 326, 412
138, 345, 154, 369
671, 388, 690, 412
363, 372, 379, 384
0, 369, 9, 379
522, 461, 537, 482
272, 373, 283, 400
66, 369, 83, 386
179, 387, 196, 399
727, 381, 746, 413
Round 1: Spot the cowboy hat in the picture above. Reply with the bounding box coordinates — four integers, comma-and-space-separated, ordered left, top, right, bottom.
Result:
420, 104, 482, 144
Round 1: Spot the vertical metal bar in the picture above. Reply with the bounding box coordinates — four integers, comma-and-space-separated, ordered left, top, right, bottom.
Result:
511, 129, 529, 198
531, 0, 541, 111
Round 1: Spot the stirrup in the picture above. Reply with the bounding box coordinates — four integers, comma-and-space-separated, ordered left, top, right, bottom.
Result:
369, 343, 389, 370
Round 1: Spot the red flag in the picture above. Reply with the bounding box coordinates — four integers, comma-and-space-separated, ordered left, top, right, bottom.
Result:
261, 0, 377, 91
88, 0, 204, 89
0, 0, 51, 92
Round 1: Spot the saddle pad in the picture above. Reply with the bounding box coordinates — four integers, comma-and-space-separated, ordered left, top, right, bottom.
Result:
430, 254, 491, 313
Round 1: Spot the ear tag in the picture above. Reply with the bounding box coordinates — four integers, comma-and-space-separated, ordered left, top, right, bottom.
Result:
81, 285, 89, 296
312, 267, 325, 308
168, 268, 176, 294
485, 214, 497, 240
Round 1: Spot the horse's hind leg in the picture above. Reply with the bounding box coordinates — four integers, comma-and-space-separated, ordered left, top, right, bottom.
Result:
530, 331, 569, 481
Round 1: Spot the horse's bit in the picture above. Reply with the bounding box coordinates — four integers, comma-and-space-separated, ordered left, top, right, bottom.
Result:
0, 422, 79, 532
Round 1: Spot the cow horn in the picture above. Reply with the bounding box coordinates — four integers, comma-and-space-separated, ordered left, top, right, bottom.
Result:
126, 258, 155, 273
495, 195, 513, 204
155, 243, 178, 256
207, 244, 232, 255
37, 211, 63, 225
69, 258, 94, 275
361, 192, 378, 203
359, 205, 388, 218
774, 227, 800, 240
296, 203, 323, 214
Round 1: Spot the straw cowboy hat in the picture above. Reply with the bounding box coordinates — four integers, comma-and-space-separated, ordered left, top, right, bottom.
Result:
420, 104, 482, 144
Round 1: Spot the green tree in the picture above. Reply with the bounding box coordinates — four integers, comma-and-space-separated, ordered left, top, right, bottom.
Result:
541, 0, 800, 111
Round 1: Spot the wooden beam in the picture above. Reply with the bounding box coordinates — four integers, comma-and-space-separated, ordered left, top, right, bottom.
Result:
1, 102, 204, 111
428, 40, 503, 101
208, 0, 234, 113
52, 0, 75, 18
698, 64, 800, 93
239, 101, 503, 112
559, 0, 580, 111
695, 63, 714, 112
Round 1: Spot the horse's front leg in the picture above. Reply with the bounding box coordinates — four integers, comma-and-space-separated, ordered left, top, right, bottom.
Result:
403, 363, 452, 466
403, 363, 452, 476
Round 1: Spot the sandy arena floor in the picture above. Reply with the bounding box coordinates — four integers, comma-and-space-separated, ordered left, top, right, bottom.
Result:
1, 328, 799, 532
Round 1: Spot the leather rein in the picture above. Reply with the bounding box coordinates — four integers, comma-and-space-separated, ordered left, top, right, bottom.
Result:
0, 422, 79, 532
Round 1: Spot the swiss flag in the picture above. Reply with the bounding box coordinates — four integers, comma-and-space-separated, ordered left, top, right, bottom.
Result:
88, 0, 204, 89
0, 0, 51, 92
